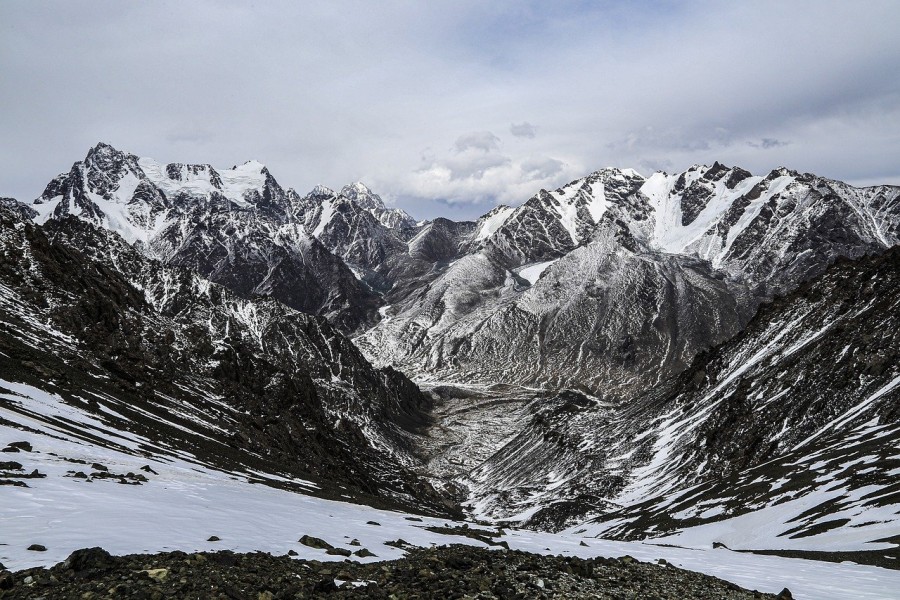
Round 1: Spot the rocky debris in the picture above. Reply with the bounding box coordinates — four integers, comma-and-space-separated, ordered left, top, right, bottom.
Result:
0, 480, 27, 488
298, 535, 333, 550
0, 442, 33, 454
140, 465, 158, 475
0, 545, 781, 599
207, 536, 221, 542
0, 461, 22, 471
0, 469, 46, 480
81, 470, 149, 485
144, 567, 168, 582
0, 570, 13, 591
424, 525, 509, 548
26, 545, 46, 552
383, 539, 418, 551
63, 547, 114, 573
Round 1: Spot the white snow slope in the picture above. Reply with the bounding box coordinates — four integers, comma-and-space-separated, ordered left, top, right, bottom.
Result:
2, 377, 899, 600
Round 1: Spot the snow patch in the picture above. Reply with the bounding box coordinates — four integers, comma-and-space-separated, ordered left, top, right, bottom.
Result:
517, 260, 558, 285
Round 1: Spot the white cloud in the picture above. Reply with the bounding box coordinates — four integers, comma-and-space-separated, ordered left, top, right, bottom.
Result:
402, 132, 577, 206
454, 131, 501, 153
510, 122, 536, 138
1, 1, 898, 220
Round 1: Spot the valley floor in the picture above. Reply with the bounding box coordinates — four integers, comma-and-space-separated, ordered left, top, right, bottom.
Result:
3, 379, 900, 600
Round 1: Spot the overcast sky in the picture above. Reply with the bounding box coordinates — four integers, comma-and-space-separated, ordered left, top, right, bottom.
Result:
2, 1, 899, 220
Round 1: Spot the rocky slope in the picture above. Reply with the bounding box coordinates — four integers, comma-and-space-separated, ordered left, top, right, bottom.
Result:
460, 249, 900, 545
0, 203, 451, 514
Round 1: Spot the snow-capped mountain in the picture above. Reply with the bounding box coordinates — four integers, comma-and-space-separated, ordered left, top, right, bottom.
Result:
339, 181, 417, 231
0, 203, 450, 514
25, 145, 900, 391
357, 164, 900, 396
11, 143, 900, 582
30, 143, 412, 333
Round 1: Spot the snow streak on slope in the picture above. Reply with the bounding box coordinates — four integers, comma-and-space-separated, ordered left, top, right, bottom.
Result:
474, 206, 516, 241
2, 384, 899, 600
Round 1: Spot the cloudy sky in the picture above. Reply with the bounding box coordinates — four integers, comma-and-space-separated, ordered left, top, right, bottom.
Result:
2, 1, 899, 220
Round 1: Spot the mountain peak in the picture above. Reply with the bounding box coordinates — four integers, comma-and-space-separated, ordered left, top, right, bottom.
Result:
235, 159, 267, 172
87, 141, 123, 154
592, 167, 645, 181
84, 141, 132, 165
340, 181, 386, 211
309, 184, 336, 198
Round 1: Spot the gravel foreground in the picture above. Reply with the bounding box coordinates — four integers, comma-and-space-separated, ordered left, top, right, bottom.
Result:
0, 544, 791, 599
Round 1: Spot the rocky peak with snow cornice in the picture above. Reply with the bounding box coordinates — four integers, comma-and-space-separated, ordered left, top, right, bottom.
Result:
30, 142, 381, 333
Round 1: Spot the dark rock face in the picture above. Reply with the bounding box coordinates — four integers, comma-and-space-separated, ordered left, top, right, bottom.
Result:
156, 205, 382, 334
0, 205, 453, 516
678, 162, 731, 226
0, 197, 36, 220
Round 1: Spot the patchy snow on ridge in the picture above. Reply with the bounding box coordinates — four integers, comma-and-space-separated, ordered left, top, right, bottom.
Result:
2, 377, 899, 600
474, 205, 515, 241
641, 169, 766, 256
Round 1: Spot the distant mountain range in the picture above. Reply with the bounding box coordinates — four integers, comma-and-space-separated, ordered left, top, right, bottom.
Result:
3, 141, 898, 555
